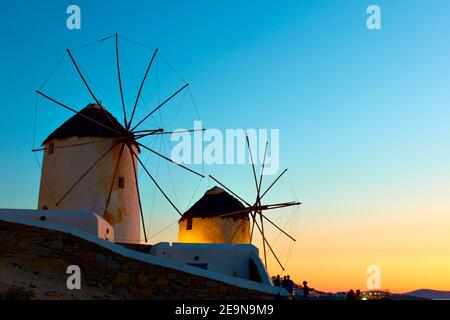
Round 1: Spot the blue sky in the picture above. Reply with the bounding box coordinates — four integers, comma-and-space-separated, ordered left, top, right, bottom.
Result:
1, 1, 450, 289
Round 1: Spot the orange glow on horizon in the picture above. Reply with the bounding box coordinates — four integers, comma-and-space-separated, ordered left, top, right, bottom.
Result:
263, 208, 450, 293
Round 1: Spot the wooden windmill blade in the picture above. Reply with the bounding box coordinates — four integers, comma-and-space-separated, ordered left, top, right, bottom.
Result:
245, 133, 268, 268
136, 142, 204, 178
66, 48, 120, 132
127, 47, 158, 130
36, 90, 121, 135
130, 147, 182, 217
127, 145, 149, 242
129, 83, 190, 132
114, 33, 127, 126
245, 134, 265, 257
148, 128, 205, 135
208, 174, 252, 207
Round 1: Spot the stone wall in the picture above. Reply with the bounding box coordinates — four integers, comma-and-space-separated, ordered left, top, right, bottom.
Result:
0, 220, 281, 300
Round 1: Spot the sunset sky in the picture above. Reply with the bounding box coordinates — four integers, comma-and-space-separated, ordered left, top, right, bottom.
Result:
0, 0, 449, 293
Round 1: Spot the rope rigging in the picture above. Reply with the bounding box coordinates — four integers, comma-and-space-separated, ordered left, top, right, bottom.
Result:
32, 34, 206, 244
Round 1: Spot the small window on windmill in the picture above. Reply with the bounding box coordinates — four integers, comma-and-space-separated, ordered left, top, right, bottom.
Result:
48, 142, 54, 155
186, 217, 193, 230
118, 177, 125, 189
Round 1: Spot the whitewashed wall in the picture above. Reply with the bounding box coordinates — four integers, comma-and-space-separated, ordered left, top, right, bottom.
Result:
151, 242, 272, 285
38, 136, 141, 243
0, 209, 114, 242
178, 216, 250, 244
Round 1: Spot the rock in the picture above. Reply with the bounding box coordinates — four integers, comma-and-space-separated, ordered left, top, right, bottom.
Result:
137, 274, 148, 287
156, 276, 169, 286
113, 285, 129, 296
166, 273, 178, 280
107, 258, 119, 269
46, 290, 63, 298
50, 240, 64, 250
191, 278, 205, 288
62, 238, 74, 246
219, 284, 229, 293
95, 254, 107, 263
114, 273, 129, 285
129, 262, 140, 270
205, 280, 217, 288
128, 286, 138, 293
35, 247, 51, 257
138, 288, 153, 297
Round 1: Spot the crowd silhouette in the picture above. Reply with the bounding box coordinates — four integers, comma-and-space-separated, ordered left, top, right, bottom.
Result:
272, 275, 363, 301
272, 275, 309, 299
346, 289, 362, 300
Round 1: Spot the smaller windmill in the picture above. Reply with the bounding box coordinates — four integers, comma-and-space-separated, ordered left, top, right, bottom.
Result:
209, 135, 301, 271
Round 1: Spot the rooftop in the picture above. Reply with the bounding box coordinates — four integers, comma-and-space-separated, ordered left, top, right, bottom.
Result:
180, 186, 248, 221
42, 104, 126, 145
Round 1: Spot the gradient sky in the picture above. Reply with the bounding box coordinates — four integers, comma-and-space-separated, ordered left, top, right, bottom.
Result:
0, 0, 449, 293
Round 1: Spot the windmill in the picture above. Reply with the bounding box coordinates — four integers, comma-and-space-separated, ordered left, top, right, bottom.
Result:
33, 34, 204, 243
208, 135, 301, 271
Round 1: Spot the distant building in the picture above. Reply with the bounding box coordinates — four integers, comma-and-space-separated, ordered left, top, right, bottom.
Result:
362, 290, 392, 300
178, 186, 250, 244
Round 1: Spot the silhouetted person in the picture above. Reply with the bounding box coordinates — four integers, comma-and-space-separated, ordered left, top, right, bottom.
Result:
355, 289, 361, 300
346, 289, 356, 301
285, 275, 294, 295
301, 281, 310, 300
281, 276, 288, 291
273, 275, 281, 287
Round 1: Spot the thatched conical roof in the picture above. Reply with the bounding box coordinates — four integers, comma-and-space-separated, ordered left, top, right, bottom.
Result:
179, 186, 248, 221
42, 104, 126, 145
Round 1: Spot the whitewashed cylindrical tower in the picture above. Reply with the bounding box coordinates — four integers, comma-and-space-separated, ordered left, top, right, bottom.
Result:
38, 104, 141, 244
178, 186, 250, 244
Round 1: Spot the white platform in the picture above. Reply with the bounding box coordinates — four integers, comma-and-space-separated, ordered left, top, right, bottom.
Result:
0, 209, 114, 242
151, 242, 272, 285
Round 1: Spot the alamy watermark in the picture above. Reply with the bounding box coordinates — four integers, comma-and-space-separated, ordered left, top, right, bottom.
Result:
366, 265, 381, 290
170, 121, 280, 175
66, 5, 81, 30
66, 265, 81, 290
367, 5, 381, 30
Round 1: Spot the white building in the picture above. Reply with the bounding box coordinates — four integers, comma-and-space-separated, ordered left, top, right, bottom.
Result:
0, 209, 114, 242
38, 104, 141, 243
151, 242, 271, 285
178, 186, 250, 244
